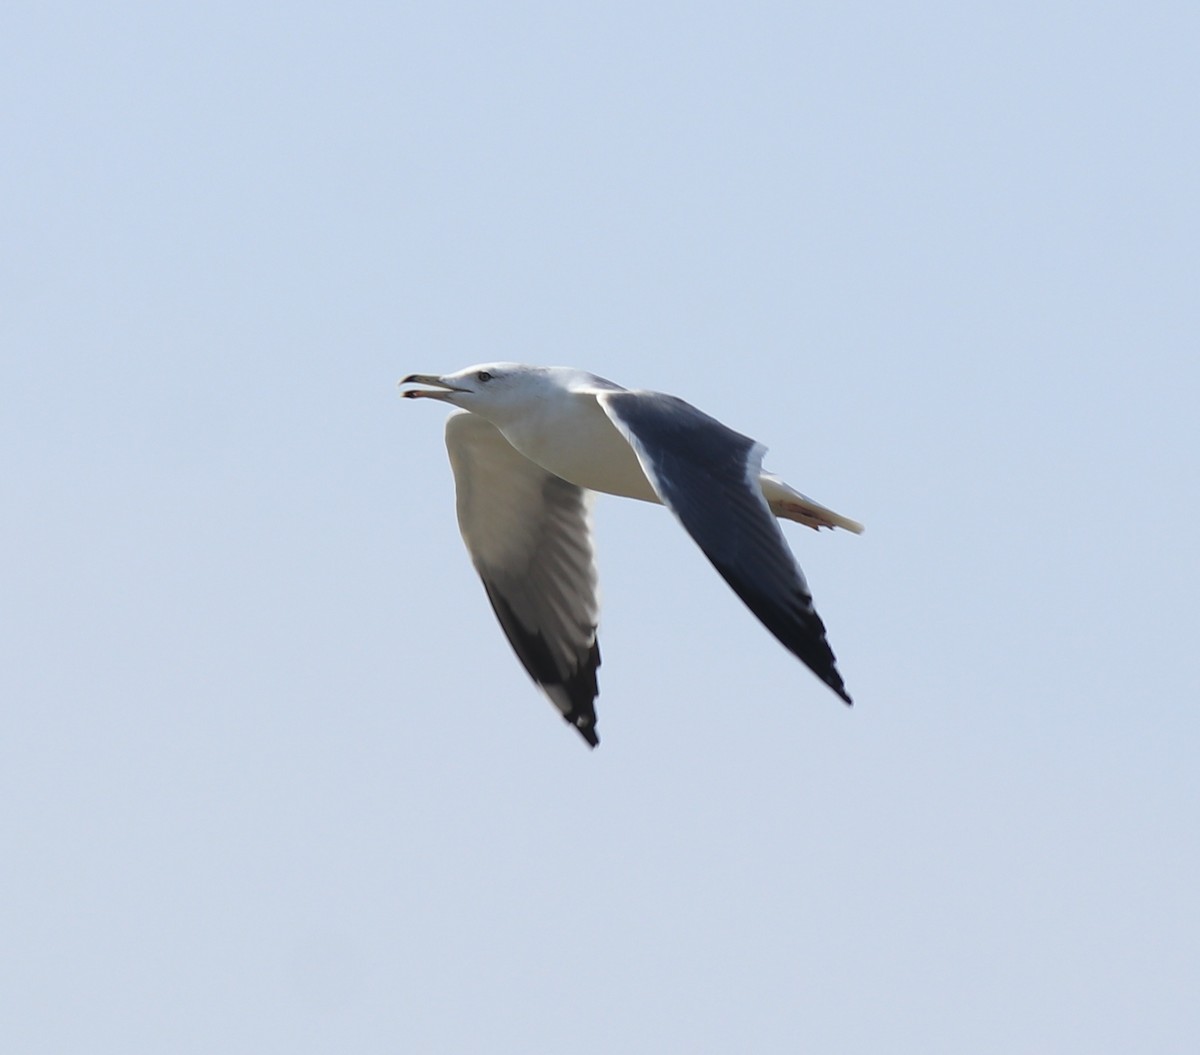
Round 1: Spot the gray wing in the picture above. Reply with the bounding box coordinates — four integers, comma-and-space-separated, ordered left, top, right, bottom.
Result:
445, 411, 602, 746
596, 391, 851, 705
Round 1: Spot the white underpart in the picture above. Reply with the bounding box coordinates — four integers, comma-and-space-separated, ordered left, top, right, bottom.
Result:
492, 387, 661, 503
490, 384, 863, 533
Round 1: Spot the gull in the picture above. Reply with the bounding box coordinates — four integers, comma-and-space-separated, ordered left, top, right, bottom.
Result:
401, 363, 861, 747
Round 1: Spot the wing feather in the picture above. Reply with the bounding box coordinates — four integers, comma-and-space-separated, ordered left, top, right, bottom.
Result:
596, 391, 851, 705
445, 412, 602, 745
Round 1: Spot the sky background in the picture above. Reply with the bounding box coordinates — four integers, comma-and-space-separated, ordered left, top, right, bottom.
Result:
3, 2, 1198, 1052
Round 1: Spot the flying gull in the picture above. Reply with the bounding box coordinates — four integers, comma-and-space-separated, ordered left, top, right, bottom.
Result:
401, 363, 861, 747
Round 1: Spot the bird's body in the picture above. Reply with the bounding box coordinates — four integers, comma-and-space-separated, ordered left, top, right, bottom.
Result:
497, 377, 660, 503
402, 363, 861, 746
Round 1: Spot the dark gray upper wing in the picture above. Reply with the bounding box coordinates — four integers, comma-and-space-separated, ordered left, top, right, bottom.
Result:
445, 411, 602, 746
596, 391, 851, 705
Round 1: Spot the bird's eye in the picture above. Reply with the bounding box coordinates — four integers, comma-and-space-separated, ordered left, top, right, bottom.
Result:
476, 370, 493, 382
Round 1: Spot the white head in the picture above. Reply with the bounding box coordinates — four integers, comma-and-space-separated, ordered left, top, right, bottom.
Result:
401, 363, 577, 427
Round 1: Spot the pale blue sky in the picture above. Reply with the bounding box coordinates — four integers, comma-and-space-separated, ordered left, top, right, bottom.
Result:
3, 2, 1198, 1052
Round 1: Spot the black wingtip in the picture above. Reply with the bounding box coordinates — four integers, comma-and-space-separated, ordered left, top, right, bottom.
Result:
576, 720, 604, 748
822, 670, 853, 707
480, 583, 602, 748
569, 714, 600, 748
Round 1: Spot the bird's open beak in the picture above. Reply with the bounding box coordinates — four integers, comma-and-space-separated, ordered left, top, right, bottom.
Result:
399, 374, 466, 401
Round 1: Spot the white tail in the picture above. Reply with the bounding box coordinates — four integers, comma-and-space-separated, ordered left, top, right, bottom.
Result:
760, 473, 864, 534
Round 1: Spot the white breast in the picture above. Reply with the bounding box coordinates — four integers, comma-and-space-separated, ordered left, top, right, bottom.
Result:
496, 391, 661, 504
